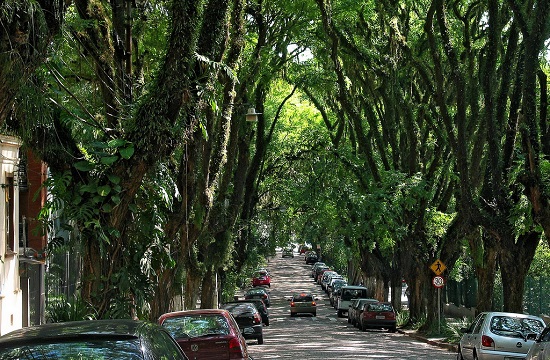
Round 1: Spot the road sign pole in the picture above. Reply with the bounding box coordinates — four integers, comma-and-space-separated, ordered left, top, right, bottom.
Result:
437, 288, 441, 334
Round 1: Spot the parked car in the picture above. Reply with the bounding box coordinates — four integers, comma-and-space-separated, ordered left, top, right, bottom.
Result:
329, 281, 348, 307
311, 262, 326, 277
225, 299, 270, 326
316, 268, 333, 284
526, 324, 550, 360
458, 311, 545, 360
0, 319, 189, 360
359, 301, 397, 332
282, 248, 294, 258
322, 272, 342, 291
159, 309, 249, 359
221, 302, 264, 344
252, 269, 271, 287
305, 252, 318, 264
245, 287, 271, 307
289, 292, 317, 317
327, 278, 347, 297
337, 285, 368, 317
348, 298, 378, 326
298, 244, 310, 254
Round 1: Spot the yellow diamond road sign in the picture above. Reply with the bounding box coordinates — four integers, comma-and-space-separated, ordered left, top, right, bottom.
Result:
430, 259, 446, 275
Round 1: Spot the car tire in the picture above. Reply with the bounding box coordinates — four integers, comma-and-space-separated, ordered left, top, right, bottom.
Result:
361, 323, 367, 332
337, 310, 344, 318
389, 326, 396, 333
257, 336, 264, 345
473, 350, 479, 360
313, 312, 317, 317
290, 313, 295, 317
347, 317, 351, 323
265, 319, 270, 326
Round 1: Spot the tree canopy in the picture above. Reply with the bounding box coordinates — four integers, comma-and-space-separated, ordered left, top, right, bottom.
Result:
2, 0, 550, 326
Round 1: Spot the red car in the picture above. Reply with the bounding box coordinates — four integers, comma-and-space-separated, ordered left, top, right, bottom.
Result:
252, 269, 271, 287
359, 301, 397, 332
158, 309, 250, 360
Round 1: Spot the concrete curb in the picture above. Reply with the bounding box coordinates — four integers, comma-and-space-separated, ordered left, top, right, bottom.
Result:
398, 329, 459, 353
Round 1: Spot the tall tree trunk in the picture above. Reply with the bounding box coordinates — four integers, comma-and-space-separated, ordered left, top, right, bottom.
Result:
499, 232, 540, 312
200, 267, 217, 309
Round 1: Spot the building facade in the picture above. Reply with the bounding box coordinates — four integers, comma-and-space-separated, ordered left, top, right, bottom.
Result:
0, 135, 22, 335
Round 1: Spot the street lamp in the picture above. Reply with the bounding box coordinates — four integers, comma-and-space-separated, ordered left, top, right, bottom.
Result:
246, 107, 261, 122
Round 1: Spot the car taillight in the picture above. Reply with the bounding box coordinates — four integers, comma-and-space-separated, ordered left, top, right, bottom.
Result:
262, 294, 267, 299
254, 312, 262, 324
481, 335, 495, 348
312, 301, 316, 306
290, 302, 296, 307
229, 337, 244, 358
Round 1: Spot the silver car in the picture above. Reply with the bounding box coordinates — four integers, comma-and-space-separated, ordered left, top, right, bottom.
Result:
526, 325, 550, 360
459, 311, 545, 360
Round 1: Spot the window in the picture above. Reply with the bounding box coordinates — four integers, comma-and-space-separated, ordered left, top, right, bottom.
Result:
5, 176, 14, 253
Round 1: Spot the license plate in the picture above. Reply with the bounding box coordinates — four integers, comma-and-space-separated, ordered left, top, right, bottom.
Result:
376, 315, 386, 319
243, 327, 254, 334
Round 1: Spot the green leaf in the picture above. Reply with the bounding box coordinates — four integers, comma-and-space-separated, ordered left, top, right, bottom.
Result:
111, 195, 121, 205
97, 185, 112, 196
108, 139, 128, 148
119, 145, 134, 159
102, 203, 113, 212
80, 184, 98, 193
101, 156, 119, 165
74, 161, 95, 172
108, 174, 121, 184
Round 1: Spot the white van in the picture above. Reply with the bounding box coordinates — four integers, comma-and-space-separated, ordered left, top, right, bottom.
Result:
337, 285, 368, 318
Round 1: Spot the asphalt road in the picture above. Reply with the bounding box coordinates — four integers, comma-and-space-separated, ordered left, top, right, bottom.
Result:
245, 251, 457, 360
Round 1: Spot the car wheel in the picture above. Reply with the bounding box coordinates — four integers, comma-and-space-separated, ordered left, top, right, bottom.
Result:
347, 317, 351, 323
388, 326, 397, 333
337, 310, 344, 318
290, 313, 295, 317
313, 312, 317, 317
473, 350, 479, 360
361, 323, 367, 332
257, 336, 264, 345
265, 320, 270, 326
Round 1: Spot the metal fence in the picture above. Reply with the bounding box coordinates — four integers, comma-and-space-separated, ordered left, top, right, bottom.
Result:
444, 276, 550, 316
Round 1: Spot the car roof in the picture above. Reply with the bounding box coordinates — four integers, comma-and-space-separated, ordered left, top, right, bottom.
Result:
341, 285, 368, 290
0, 319, 157, 345
159, 309, 231, 320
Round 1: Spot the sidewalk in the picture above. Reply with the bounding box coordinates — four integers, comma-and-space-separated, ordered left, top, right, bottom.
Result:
398, 328, 458, 353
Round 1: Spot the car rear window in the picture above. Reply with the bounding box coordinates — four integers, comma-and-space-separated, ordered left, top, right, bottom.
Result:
0, 337, 144, 359
341, 288, 367, 300
367, 303, 394, 312
293, 294, 313, 302
489, 316, 545, 338
161, 314, 230, 339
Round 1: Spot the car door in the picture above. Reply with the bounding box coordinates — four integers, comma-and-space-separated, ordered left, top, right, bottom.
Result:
529, 327, 550, 360
461, 313, 486, 360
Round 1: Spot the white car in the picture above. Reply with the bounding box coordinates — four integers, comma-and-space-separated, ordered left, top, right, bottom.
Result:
526, 325, 550, 359
336, 285, 368, 318
458, 311, 545, 360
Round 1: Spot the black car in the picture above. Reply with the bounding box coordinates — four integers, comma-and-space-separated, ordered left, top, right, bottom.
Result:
305, 252, 318, 264
0, 319, 189, 359
224, 299, 270, 326
221, 302, 264, 344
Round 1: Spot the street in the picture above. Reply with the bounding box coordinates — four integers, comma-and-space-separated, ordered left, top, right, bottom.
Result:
246, 251, 457, 360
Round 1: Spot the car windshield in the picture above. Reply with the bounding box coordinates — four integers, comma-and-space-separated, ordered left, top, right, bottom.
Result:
161, 314, 230, 339
0, 338, 143, 359
222, 303, 256, 316
490, 316, 545, 337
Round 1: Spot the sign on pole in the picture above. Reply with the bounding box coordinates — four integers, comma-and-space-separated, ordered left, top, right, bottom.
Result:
432, 275, 445, 288
430, 259, 446, 276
